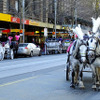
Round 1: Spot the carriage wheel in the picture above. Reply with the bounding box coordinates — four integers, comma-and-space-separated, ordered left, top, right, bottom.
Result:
10, 49, 14, 59
66, 64, 70, 81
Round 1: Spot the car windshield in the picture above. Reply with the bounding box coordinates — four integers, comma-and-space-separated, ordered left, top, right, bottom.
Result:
19, 44, 28, 47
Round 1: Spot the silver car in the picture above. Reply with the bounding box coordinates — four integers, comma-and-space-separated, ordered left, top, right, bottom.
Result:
17, 43, 41, 56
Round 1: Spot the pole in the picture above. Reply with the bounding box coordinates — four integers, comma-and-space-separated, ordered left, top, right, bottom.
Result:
45, 37, 46, 55
54, 0, 57, 38
75, 0, 77, 26
22, 0, 25, 43
75, 7, 77, 26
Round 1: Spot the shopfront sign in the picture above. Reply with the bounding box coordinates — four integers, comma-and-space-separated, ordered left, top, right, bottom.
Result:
22, 19, 29, 25
0, 13, 11, 22
11, 29, 25, 32
25, 32, 34, 35
24, 20, 29, 25
2, 29, 10, 33
11, 17, 20, 23
29, 20, 39, 26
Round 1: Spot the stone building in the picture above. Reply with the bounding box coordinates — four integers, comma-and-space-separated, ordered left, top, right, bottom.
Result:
0, 0, 99, 44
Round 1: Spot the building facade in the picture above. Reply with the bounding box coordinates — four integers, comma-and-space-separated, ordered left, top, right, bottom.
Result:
0, 0, 98, 46
1, 0, 98, 25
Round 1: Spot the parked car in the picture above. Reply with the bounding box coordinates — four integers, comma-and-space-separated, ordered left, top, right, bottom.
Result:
17, 43, 41, 56
62, 39, 71, 53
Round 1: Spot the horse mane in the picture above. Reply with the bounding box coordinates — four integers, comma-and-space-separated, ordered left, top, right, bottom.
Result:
96, 39, 100, 55
72, 39, 81, 58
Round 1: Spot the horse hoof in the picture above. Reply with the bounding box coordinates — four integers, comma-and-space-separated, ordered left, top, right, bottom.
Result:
96, 81, 100, 86
92, 85, 97, 91
79, 81, 85, 89
79, 86, 85, 89
70, 84, 75, 89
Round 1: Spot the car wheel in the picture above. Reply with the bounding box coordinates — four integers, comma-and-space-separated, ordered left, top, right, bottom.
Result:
38, 51, 41, 56
30, 51, 33, 57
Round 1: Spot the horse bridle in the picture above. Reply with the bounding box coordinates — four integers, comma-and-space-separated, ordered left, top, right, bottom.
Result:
87, 36, 100, 64
77, 41, 87, 63
88, 36, 99, 52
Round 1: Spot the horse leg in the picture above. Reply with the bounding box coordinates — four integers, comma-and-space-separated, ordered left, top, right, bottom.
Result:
90, 65, 97, 90
96, 67, 100, 85
79, 71, 85, 89
74, 66, 79, 85
70, 69, 75, 88
66, 62, 70, 81
79, 65, 85, 89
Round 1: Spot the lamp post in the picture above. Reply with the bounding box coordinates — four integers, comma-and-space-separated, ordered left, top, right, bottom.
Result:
22, 0, 25, 43
54, 0, 57, 38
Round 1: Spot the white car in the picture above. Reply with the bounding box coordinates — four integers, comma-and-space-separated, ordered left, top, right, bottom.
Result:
17, 43, 41, 57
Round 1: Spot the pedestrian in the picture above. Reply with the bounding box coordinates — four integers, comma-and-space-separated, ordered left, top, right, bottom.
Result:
8, 35, 13, 45
14, 33, 20, 58
15, 33, 20, 43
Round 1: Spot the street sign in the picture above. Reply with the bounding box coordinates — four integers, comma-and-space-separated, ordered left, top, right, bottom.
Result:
44, 28, 48, 37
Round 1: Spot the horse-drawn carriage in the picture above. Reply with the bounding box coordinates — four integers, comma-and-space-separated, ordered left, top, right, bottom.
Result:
65, 17, 100, 91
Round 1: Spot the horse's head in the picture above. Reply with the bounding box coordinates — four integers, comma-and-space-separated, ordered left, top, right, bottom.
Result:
87, 17, 100, 58
87, 33, 99, 57
78, 41, 87, 63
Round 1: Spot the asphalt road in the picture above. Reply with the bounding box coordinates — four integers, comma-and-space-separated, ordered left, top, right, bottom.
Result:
0, 54, 99, 100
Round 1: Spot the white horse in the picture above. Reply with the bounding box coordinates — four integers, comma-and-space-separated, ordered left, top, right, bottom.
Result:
87, 32, 100, 90
87, 17, 100, 90
66, 25, 88, 88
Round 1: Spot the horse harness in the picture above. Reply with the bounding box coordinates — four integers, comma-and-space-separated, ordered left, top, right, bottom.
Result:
75, 40, 87, 63
87, 35, 100, 64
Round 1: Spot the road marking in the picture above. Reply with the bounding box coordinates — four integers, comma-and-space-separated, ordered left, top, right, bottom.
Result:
0, 76, 38, 87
